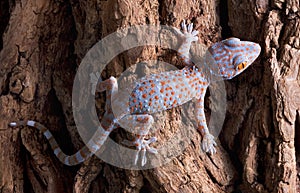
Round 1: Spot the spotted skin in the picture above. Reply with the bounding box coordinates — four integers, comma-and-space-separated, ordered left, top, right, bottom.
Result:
9, 20, 261, 166
208, 37, 261, 79
129, 66, 207, 114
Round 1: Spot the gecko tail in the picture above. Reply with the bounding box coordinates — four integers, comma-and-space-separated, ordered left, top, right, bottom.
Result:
9, 120, 113, 166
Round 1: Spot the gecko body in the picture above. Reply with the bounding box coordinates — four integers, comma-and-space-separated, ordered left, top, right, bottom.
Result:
129, 66, 207, 114
10, 20, 261, 166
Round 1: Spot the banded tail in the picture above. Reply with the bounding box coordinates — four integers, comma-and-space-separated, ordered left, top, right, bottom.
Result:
9, 120, 112, 166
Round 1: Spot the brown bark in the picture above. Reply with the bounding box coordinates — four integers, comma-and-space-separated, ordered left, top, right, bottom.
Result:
222, 0, 300, 192
0, 0, 299, 192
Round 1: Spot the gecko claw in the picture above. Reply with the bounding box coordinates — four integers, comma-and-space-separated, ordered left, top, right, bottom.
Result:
181, 19, 187, 32
141, 149, 147, 166
187, 23, 193, 33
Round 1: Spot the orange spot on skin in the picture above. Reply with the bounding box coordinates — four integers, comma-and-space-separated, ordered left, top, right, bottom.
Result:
139, 87, 144, 91
175, 85, 180, 89
166, 93, 169, 96
149, 80, 153, 83
155, 96, 159, 100
161, 81, 166, 86
170, 97, 173, 101
142, 94, 147, 99
148, 102, 152, 106
131, 93, 136, 98
214, 56, 221, 61
151, 83, 155, 88
164, 98, 167, 101
160, 89, 164, 93
171, 91, 175, 95
80, 149, 87, 158
246, 47, 250, 51
179, 94, 183, 98
150, 90, 155, 95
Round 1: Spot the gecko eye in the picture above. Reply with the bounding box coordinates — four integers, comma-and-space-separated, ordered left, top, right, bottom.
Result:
237, 62, 247, 71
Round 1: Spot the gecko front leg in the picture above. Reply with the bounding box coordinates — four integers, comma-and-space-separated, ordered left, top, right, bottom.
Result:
195, 89, 217, 154
176, 19, 199, 65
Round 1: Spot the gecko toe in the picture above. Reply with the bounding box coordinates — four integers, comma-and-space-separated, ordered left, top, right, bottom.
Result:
187, 23, 193, 33
192, 30, 199, 36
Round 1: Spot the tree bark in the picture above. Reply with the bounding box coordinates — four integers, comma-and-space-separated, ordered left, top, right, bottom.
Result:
223, 0, 300, 192
0, 0, 299, 193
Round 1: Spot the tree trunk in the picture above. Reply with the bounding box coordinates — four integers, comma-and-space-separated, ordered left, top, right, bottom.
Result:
0, 0, 299, 192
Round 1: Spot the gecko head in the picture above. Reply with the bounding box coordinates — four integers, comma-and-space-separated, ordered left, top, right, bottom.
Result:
207, 37, 261, 80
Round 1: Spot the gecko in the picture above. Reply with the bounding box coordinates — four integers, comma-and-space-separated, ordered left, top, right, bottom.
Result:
9, 20, 261, 166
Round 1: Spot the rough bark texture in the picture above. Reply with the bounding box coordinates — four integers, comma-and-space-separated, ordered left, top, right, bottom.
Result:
0, 0, 299, 193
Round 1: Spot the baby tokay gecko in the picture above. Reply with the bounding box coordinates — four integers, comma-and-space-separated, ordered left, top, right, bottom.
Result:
10, 20, 261, 166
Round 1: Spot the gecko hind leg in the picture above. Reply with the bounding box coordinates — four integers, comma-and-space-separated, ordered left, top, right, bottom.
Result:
119, 114, 157, 166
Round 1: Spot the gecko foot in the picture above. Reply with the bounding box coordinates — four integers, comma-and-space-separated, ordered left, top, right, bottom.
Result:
175, 19, 199, 43
129, 137, 158, 166
201, 133, 217, 154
